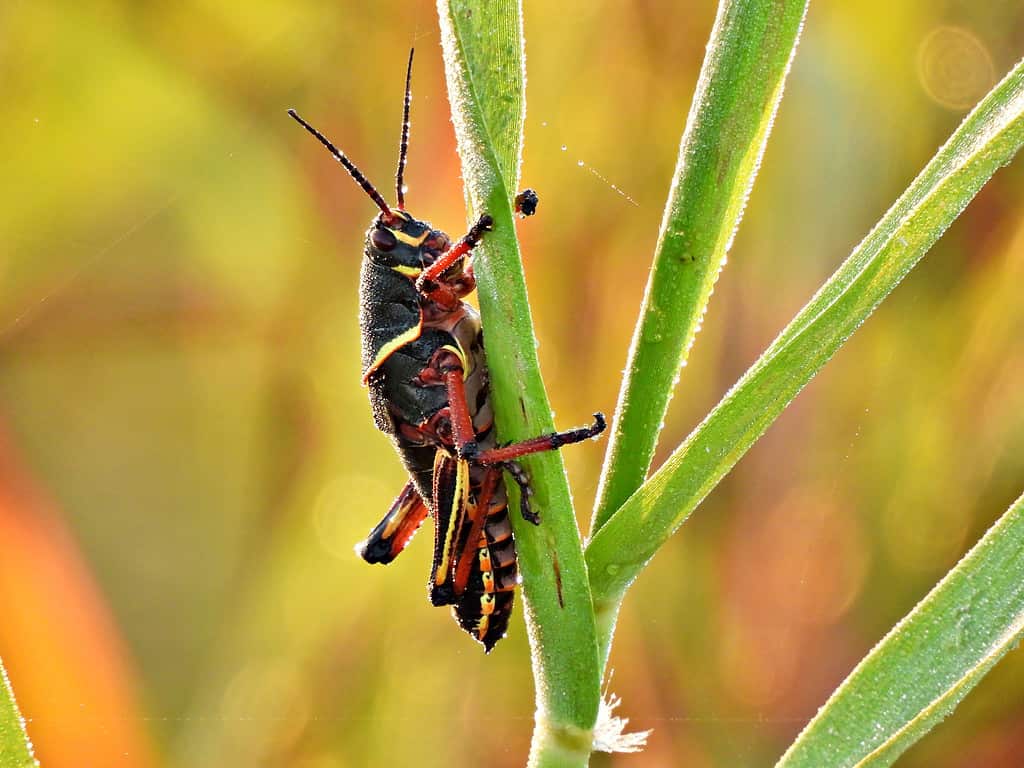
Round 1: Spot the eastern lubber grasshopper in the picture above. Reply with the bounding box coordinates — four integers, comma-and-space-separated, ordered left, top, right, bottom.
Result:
289, 50, 605, 651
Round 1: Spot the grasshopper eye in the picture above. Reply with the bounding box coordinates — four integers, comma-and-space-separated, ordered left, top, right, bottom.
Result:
371, 227, 397, 252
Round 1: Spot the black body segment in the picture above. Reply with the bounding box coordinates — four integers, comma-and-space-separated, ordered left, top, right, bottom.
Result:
359, 260, 423, 382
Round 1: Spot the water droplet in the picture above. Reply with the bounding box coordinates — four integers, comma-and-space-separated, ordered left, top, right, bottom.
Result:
541, 121, 548, 127
560, 145, 567, 151
577, 160, 585, 167
606, 564, 620, 576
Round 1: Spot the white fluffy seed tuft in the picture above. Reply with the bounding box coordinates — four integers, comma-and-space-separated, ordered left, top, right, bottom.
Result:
592, 692, 651, 754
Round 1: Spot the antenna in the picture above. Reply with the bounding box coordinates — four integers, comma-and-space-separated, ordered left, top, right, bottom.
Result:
396, 48, 415, 210
287, 108, 393, 217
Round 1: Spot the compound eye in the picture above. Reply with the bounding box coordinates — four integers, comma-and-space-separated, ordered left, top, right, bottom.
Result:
371, 227, 397, 252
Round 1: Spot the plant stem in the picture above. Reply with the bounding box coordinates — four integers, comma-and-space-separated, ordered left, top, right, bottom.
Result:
437, 2, 601, 765
590, 0, 809, 536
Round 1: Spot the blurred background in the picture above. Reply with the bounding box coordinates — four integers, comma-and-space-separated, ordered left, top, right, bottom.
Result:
2, 1, 1023, 766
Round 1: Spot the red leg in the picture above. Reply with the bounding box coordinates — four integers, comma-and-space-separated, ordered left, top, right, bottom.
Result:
438, 357, 606, 469
438, 356, 606, 524
415, 214, 493, 294
460, 414, 606, 465
357, 481, 430, 564
441, 368, 477, 450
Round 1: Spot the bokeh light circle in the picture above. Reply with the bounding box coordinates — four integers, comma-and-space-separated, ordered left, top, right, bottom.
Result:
916, 26, 995, 110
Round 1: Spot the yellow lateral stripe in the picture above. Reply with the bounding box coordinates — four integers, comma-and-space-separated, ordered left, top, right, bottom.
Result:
381, 493, 414, 539
392, 228, 429, 247
362, 321, 422, 383
381, 508, 403, 539
391, 264, 422, 277
432, 454, 451, 584
441, 343, 471, 379
434, 459, 468, 585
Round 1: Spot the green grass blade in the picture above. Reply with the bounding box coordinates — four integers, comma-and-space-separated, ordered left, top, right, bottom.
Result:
0, 659, 37, 768
586, 57, 1024, 658
438, 2, 601, 765
776, 491, 1024, 768
590, 0, 809, 534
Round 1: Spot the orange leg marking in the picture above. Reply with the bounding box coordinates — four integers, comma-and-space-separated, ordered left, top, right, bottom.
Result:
453, 467, 501, 595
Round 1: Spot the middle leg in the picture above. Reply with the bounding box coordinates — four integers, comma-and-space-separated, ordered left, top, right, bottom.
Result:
438, 358, 606, 522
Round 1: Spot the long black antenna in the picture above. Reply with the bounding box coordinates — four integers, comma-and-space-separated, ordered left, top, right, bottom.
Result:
287, 108, 393, 217
395, 48, 415, 210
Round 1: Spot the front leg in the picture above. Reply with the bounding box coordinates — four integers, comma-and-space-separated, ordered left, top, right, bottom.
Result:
415, 214, 493, 302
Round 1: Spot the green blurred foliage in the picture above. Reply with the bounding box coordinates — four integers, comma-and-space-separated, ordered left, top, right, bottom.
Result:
0, 1, 1022, 766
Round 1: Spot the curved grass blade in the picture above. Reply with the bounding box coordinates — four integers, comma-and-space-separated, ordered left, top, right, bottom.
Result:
437, 1, 601, 765
776, 491, 1024, 768
590, 0, 809, 534
585, 57, 1024, 660
0, 659, 37, 768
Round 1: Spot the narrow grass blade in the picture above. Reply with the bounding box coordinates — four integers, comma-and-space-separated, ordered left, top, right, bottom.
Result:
0, 659, 37, 768
777, 491, 1024, 767
438, 1, 601, 764
586, 57, 1024, 659
590, 0, 809, 534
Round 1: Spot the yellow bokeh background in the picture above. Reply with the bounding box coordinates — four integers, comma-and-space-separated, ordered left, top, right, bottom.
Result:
1, 1, 1023, 766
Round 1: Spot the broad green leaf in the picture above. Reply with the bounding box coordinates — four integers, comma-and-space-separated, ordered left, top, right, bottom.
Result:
591, 0, 809, 534
586, 57, 1024, 660
777, 491, 1024, 767
438, 1, 601, 765
0, 659, 37, 768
